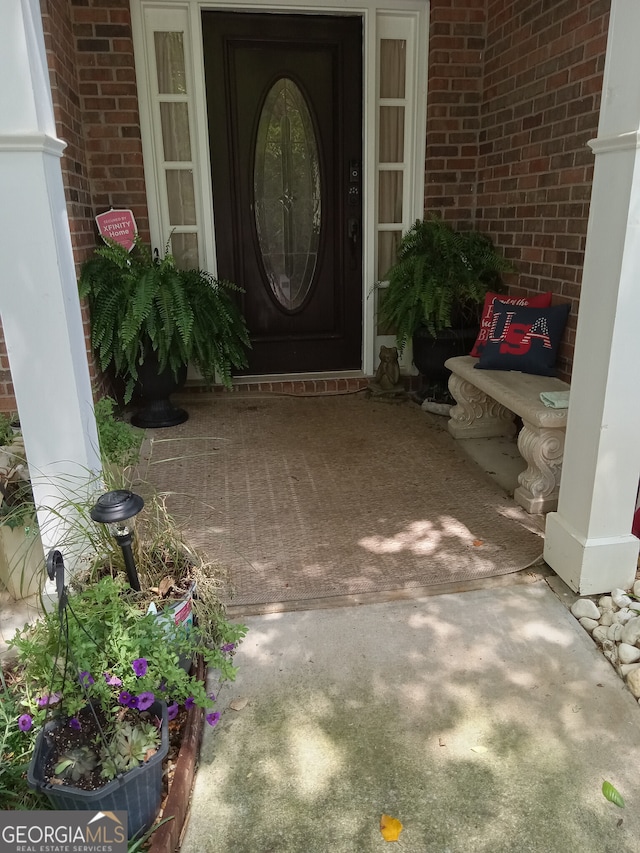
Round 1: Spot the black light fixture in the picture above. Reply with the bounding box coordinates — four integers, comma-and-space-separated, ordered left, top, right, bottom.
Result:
90, 489, 145, 591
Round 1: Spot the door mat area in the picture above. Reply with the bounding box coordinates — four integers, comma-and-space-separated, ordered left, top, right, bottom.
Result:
145, 393, 543, 610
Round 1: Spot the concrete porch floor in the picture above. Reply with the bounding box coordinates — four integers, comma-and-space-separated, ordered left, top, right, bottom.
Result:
182, 573, 640, 853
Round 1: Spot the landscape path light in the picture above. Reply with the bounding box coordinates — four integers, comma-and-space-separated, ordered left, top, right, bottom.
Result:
90, 489, 144, 591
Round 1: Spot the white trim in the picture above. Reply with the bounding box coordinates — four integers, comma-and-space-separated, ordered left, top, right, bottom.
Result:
131, 0, 429, 375
588, 130, 640, 154
0, 133, 66, 156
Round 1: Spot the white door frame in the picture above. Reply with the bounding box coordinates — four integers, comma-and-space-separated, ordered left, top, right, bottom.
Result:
131, 0, 429, 376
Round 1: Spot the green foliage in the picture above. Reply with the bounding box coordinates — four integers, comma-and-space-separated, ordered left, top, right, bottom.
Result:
100, 718, 160, 780
6, 571, 246, 792
54, 746, 98, 782
127, 817, 174, 852
377, 216, 516, 351
0, 669, 48, 810
0, 479, 36, 529
94, 396, 143, 470
0, 414, 15, 447
79, 238, 251, 402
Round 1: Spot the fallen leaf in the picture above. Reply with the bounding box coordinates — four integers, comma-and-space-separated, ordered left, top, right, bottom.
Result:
472, 539, 484, 547
602, 780, 625, 808
229, 697, 249, 711
158, 576, 176, 597
380, 814, 403, 842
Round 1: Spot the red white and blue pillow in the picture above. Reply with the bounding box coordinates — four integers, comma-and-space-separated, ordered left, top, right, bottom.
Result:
469, 291, 552, 358
474, 300, 570, 376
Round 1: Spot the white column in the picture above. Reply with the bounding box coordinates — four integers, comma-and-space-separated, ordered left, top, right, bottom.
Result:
0, 0, 101, 570
544, 0, 640, 594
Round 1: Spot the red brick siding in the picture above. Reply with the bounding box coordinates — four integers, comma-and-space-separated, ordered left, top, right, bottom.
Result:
425, 0, 486, 224
70, 0, 150, 241
425, 0, 610, 380
478, 0, 609, 378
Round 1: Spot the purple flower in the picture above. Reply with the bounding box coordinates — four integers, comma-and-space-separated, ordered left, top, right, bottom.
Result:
167, 702, 179, 721
127, 695, 139, 709
118, 691, 133, 707
79, 671, 95, 687
208, 692, 216, 702
184, 697, 195, 710
37, 692, 61, 707
69, 717, 81, 731
221, 643, 235, 653
136, 691, 155, 711
132, 658, 148, 677
104, 672, 122, 686
18, 714, 32, 732
206, 711, 221, 727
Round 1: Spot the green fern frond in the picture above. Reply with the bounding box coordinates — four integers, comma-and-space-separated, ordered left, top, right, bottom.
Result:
376, 215, 516, 350
78, 238, 250, 402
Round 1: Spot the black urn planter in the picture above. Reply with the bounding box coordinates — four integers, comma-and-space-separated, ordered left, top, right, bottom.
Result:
27, 702, 169, 840
131, 353, 188, 429
412, 325, 478, 402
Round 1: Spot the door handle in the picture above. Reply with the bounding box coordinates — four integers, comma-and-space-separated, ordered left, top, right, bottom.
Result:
348, 217, 359, 245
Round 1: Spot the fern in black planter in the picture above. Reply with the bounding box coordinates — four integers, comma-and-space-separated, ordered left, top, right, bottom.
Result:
79, 239, 251, 425
377, 216, 515, 351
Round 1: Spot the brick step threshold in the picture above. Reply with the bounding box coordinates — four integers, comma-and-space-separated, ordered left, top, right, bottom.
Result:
184, 375, 420, 396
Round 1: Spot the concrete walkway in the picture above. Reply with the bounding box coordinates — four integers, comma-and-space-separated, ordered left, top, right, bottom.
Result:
181, 573, 640, 853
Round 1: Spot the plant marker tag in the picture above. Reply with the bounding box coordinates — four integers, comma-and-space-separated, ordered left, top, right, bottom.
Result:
96, 208, 137, 252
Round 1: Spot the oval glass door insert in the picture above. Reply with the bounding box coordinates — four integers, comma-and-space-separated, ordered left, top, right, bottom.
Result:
254, 77, 321, 311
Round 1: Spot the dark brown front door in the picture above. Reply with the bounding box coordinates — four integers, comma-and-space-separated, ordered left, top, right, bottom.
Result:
202, 12, 363, 375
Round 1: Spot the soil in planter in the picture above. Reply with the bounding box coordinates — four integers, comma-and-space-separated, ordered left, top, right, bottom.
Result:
42, 705, 162, 792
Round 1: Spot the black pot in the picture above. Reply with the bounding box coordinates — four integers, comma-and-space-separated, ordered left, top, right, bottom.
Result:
131, 353, 188, 429
412, 325, 478, 402
27, 701, 169, 840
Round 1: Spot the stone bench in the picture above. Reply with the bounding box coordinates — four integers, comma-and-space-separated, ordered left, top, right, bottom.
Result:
444, 355, 570, 514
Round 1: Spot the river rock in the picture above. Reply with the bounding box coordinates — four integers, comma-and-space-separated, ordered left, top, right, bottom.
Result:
607, 623, 624, 642
579, 617, 599, 633
598, 595, 614, 611
621, 616, 640, 645
617, 643, 640, 664
599, 611, 616, 627
612, 588, 633, 609
627, 667, 640, 698
570, 598, 601, 620
616, 608, 634, 625
620, 663, 640, 677
592, 625, 609, 646
633, 581, 640, 599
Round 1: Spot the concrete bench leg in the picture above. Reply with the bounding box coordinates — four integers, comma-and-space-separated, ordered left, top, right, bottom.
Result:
447, 373, 517, 439
514, 420, 564, 513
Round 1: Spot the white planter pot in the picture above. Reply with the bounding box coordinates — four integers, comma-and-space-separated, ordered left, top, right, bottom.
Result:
0, 517, 44, 599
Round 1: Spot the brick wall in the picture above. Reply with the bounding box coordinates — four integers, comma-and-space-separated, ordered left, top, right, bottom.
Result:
425, 0, 610, 380
424, 0, 486, 224
71, 0, 150, 241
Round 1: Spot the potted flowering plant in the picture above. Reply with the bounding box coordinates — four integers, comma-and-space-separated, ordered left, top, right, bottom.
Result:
9, 571, 244, 838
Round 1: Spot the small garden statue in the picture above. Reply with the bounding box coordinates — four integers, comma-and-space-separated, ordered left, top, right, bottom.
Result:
367, 346, 405, 399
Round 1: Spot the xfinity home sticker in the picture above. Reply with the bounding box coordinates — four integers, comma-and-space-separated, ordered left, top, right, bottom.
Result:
0, 811, 127, 853
95, 208, 137, 252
